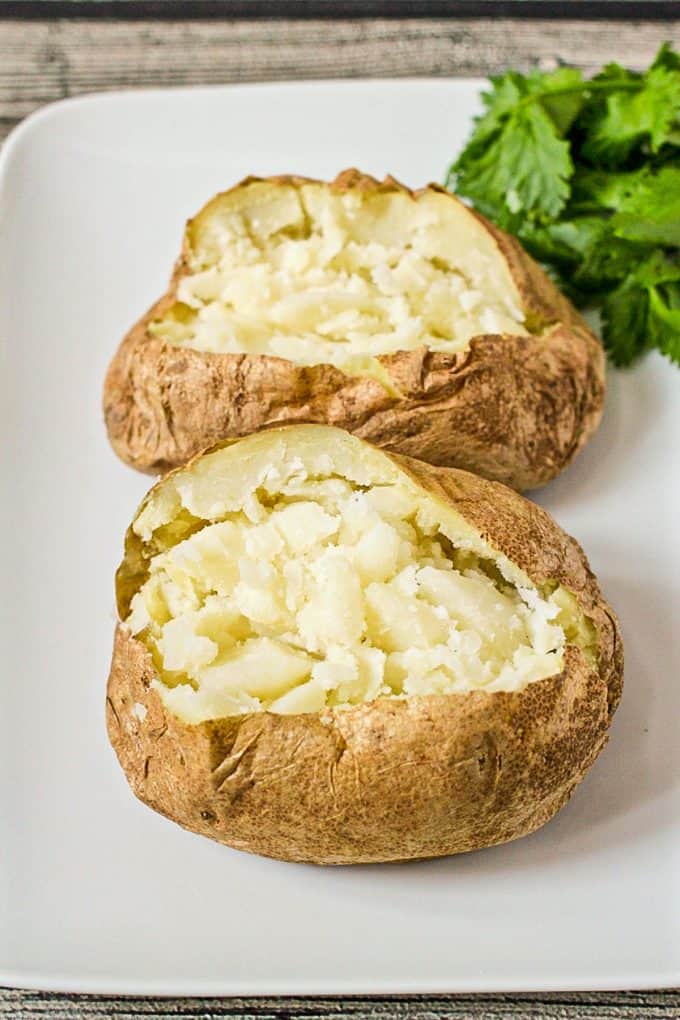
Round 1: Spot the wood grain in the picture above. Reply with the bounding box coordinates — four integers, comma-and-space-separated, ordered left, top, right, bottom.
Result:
1, 12, 679, 1017
2, 17, 680, 144
2, 990, 680, 1018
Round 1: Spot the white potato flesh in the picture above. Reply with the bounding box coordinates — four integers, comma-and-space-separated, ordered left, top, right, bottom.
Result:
125, 429, 587, 723
149, 182, 528, 378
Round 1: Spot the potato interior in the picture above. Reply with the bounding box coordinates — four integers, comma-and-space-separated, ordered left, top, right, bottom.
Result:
124, 429, 589, 723
149, 181, 528, 379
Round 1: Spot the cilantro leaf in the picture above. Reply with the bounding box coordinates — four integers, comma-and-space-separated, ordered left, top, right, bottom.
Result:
602, 253, 680, 366
633, 250, 680, 288
527, 66, 586, 136
575, 232, 644, 291
611, 167, 680, 246
463, 71, 525, 151
569, 167, 647, 213
648, 284, 680, 364
516, 219, 607, 303
450, 66, 584, 225
452, 66, 584, 165
601, 275, 650, 366
520, 216, 607, 267
581, 65, 680, 166
455, 102, 573, 225
445, 71, 525, 202
651, 41, 680, 73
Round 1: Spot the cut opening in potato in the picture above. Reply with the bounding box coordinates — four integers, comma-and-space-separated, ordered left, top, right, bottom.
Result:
121, 427, 594, 723
149, 178, 529, 379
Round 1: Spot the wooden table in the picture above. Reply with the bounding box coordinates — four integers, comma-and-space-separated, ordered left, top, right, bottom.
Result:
2, 6, 679, 1017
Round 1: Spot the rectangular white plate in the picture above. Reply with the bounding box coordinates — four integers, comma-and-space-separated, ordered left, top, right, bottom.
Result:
1, 80, 678, 996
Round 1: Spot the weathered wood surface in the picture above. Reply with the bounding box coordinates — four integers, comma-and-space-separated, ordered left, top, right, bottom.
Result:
2, 17, 679, 144
2, 989, 680, 1018
2, 12, 679, 1017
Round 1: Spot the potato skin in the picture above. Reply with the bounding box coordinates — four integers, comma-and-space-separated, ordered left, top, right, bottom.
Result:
102, 171, 605, 490
106, 450, 623, 865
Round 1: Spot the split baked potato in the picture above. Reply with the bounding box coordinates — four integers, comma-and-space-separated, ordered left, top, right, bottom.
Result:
106, 424, 622, 865
103, 170, 605, 490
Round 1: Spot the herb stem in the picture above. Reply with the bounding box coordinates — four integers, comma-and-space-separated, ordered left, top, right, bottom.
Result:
517, 79, 640, 109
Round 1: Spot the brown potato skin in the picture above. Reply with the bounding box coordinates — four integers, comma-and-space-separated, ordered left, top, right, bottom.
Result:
102, 170, 605, 490
106, 448, 623, 865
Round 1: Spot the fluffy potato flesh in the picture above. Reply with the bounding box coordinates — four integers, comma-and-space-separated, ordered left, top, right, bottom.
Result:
149, 180, 528, 379
122, 427, 594, 724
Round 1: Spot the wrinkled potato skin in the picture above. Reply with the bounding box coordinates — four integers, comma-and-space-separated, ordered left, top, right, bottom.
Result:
106, 444, 623, 865
103, 170, 605, 490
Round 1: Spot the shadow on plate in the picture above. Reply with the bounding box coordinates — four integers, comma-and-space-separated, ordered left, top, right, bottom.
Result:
305, 567, 678, 883
459, 570, 673, 875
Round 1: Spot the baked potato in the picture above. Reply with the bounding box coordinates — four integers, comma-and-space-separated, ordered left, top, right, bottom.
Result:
103, 170, 605, 490
106, 424, 622, 865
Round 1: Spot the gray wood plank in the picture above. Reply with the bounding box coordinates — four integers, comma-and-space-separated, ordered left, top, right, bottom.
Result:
2, 17, 680, 144
2, 990, 680, 1018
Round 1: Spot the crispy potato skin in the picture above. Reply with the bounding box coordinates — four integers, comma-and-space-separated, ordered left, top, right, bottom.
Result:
106, 449, 623, 865
102, 171, 605, 490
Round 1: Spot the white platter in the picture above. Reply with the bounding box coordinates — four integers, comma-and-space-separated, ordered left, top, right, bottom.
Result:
0, 80, 678, 995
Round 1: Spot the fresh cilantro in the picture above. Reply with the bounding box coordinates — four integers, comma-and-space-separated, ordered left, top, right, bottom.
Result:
569, 167, 647, 213
521, 217, 607, 267
463, 72, 525, 152
448, 44, 680, 367
454, 103, 573, 226
648, 285, 680, 364
449, 69, 581, 227
573, 232, 643, 291
603, 254, 680, 366
527, 66, 586, 136
582, 66, 680, 166
638, 253, 680, 365
652, 41, 680, 73
601, 276, 650, 366
611, 167, 680, 247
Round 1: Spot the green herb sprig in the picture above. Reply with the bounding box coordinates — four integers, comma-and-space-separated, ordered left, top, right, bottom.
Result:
447, 44, 680, 367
